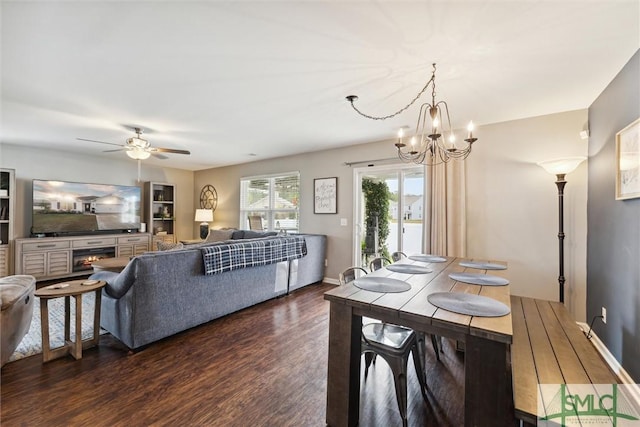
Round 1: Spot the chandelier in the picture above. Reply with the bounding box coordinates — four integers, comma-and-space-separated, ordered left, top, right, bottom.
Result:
346, 63, 477, 165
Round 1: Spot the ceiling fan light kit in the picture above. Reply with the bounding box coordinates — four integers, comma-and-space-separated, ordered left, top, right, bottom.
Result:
126, 147, 151, 160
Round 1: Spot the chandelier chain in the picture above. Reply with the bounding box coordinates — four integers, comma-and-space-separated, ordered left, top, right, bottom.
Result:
348, 73, 436, 121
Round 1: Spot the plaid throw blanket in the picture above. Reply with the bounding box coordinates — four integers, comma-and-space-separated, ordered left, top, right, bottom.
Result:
201, 236, 307, 275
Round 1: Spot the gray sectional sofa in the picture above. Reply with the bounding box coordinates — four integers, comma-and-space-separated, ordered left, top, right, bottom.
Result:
91, 233, 326, 350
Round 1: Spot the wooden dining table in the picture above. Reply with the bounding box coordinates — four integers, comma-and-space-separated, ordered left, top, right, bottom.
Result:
324, 256, 513, 427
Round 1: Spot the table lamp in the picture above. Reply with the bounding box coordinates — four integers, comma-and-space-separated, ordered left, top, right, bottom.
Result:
195, 209, 213, 240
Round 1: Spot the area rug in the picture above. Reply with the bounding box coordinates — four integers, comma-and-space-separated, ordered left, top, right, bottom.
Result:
8, 292, 105, 362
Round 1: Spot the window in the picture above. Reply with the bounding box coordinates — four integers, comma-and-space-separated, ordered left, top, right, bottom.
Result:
240, 172, 300, 232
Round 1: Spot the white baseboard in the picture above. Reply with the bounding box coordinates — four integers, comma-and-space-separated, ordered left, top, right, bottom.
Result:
576, 321, 640, 409
323, 277, 340, 285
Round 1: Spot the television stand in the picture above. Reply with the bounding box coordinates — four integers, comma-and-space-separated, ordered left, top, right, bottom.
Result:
14, 233, 151, 281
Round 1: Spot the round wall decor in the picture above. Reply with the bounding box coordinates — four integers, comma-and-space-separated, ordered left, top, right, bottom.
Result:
199, 185, 218, 211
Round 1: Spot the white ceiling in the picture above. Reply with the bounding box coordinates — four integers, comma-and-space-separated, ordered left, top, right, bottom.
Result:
1, 1, 638, 171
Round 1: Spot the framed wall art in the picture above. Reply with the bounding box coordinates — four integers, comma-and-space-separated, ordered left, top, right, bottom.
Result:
314, 177, 337, 214
616, 117, 640, 200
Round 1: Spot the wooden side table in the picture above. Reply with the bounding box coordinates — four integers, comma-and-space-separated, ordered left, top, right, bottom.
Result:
34, 279, 106, 362
91, 256, 131, 273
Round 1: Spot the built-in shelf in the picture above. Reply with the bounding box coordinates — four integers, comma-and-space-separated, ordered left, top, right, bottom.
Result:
1, 168, 16, 277
144, 182, 176, 248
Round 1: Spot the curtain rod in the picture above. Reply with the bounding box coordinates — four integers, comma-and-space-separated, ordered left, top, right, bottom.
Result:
344, 157, 399, 167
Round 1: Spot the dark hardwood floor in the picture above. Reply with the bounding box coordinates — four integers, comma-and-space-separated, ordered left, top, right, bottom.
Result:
1, 283, 466, 426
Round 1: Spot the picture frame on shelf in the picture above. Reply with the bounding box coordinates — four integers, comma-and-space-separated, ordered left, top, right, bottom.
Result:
314, 177, 337, 214
615, 117, 640, 200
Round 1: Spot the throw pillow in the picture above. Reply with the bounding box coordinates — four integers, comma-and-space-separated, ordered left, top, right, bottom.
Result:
205, 229, 234, 243
156, 241, 184, 251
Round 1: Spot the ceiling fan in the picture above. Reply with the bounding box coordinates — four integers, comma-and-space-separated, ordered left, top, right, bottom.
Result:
78, 127, 191, 160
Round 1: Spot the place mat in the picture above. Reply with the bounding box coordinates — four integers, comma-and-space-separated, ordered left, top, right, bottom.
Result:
427, 292, 511, 317
459, 260, 507, 270
409, 254, 447, 263
448, 272, 509, 286
386, 264, 432, 274
353, 277, 411, 293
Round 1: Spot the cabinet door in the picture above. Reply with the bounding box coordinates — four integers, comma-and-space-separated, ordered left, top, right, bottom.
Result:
117, 245, 134, 257
23, 252, 47, 278
133, 244, 148, 255
48, 251, 71, 276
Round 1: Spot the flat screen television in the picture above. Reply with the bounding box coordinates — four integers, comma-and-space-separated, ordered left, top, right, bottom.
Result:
32, 179, 142, 236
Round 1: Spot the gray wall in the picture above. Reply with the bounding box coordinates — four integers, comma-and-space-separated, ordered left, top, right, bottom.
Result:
587, 49, 640, 381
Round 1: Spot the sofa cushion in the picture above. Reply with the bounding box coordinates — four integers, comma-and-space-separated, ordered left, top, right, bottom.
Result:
157, 241, 184, 251
242, 230, 278, 239
206, 229, 235, 243
231, 230, 245, 239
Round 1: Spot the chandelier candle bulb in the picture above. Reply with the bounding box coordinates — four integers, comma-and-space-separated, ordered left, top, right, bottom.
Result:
396, 128, 405, 147
467, 121, 474, 139
449, 133, 456, 150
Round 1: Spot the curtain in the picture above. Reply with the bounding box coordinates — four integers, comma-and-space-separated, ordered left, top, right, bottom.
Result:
427, 160, 466, 257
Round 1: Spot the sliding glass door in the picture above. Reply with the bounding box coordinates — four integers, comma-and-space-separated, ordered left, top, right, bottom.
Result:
354, 164, 425, 267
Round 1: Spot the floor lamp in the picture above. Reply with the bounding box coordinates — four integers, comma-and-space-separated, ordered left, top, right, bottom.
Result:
537, 157, 586, 304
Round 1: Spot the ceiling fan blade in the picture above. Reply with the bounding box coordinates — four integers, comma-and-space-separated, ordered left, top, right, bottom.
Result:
77, 137, 123, 147
152, 153, 169, 160
103, 148, 126, 153
153, 147, 191, 155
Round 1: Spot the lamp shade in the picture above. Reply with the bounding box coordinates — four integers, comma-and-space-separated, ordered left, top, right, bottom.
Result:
537, 157, 586, 176
126, 147, 151, 160
194, 209, 213, 222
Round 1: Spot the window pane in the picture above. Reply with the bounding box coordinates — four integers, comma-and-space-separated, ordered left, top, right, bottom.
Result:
240, 172, 299, 231
274, 175, 299, 209
274, 211, 298, 232
241, 178, 270, 210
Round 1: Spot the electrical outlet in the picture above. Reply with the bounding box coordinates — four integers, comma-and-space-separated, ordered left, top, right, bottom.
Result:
324, 259, 328, 267
602, 306, 607, 324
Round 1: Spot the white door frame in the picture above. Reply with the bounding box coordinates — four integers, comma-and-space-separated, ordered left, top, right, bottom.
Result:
352, 164, 426, 267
